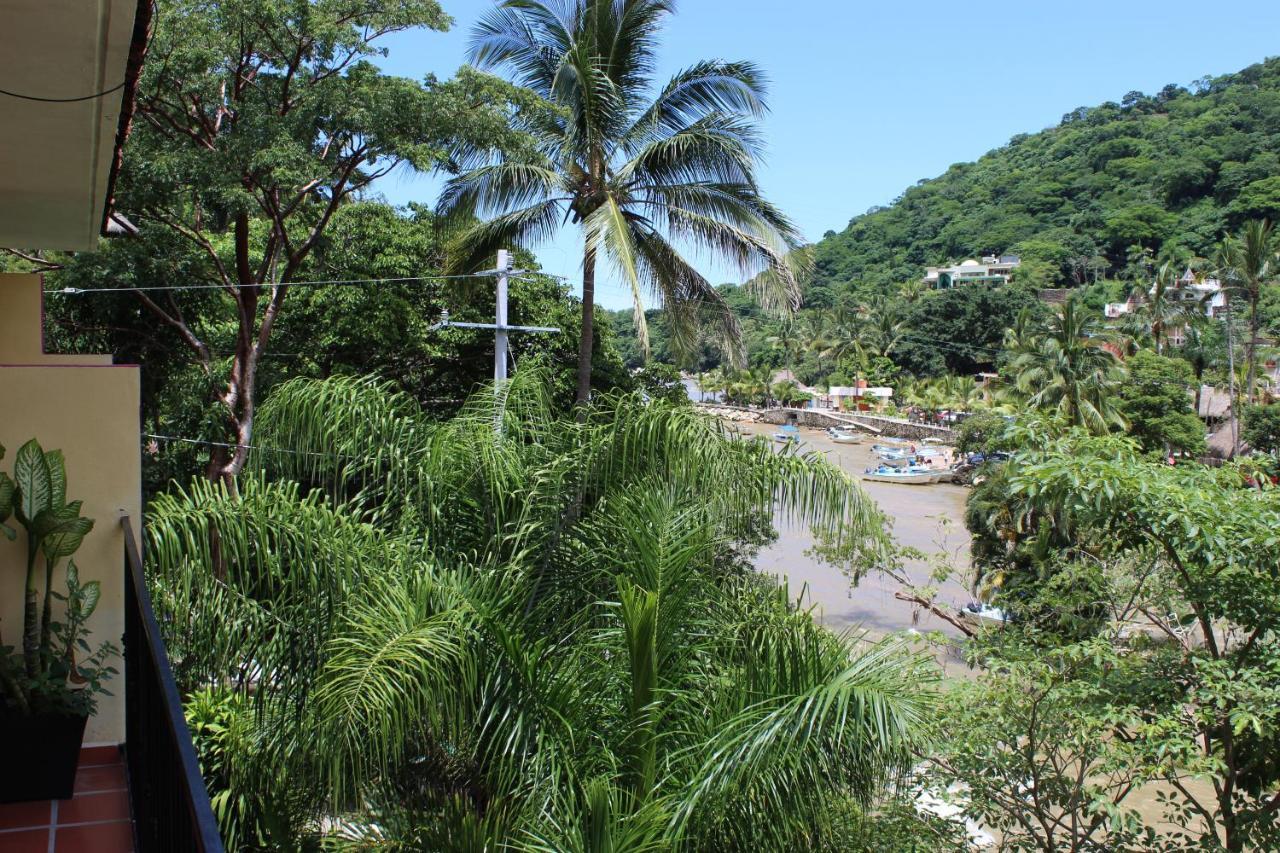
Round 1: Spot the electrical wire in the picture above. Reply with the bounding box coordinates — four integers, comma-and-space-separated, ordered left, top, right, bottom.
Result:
144, 433, 354, 461
44, 269, 573, 296
0, 81, 128, 103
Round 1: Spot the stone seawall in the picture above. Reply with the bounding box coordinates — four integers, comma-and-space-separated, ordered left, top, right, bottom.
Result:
698, 404, 953, 441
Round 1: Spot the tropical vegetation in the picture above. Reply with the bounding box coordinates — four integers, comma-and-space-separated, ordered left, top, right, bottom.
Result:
0, 441, 115, 717
150, 373, 933, 849
440, 0, 805, 404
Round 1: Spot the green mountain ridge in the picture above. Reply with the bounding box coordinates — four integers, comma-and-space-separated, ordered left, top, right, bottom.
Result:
806, 55, 1280, 305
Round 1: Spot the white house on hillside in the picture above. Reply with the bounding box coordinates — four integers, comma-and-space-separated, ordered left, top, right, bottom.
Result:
924, 255, 1021, 289
1105, 269, 1227, 345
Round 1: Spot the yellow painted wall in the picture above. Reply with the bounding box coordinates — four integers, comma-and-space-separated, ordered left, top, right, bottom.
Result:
1, 274, 139, 744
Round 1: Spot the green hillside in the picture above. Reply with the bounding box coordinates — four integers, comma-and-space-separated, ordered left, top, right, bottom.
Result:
808, 56, 1280, 304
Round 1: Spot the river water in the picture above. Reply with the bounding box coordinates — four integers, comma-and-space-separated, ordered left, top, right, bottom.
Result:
736, 421, 974, 641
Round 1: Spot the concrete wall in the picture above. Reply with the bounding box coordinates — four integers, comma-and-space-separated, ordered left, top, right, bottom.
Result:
753, 407, 954, 441
0, 274, 139, 745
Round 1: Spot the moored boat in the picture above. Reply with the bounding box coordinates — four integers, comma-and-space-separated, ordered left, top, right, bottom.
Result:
957, 602, 1009, 630
860, 464, 940, 484
773, 424, 801, 444
826, 427, 860, 444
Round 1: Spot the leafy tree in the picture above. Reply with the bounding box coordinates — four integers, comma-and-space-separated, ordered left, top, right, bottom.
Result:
439, 0, 804, 405
896, 284, 1041, 376
930, 640, 1165, 851
1243, 402, 1280, 454
953, 410, 1012, 455
997, 433, 1280, 851
632, 362, 688, 406
1117, 350, 1206, 455
106, 0, 536, 483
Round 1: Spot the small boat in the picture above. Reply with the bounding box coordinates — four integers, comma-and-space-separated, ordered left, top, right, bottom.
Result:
826, 427, 860, 444
957, 602, 1009, 630
773, 424, 801, 444
860, 464, 940, 485
871, 444, 911, 459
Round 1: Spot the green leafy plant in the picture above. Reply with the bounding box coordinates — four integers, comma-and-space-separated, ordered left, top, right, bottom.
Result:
0, 440, 116, 717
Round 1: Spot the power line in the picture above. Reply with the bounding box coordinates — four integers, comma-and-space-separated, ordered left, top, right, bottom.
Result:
144, 432, 354, 462
0, 81, 127, 103
44, 270, 557, 296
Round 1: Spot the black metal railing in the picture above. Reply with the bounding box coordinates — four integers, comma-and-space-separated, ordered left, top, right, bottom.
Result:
122, 516, 225, 853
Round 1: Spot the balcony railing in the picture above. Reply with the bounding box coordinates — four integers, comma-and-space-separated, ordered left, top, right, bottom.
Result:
122, 517, 225, 853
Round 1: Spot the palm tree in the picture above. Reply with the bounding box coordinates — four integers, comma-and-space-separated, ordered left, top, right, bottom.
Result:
148, 373, 929, 849
818, 303, 871, 366
764, 318, 802, 372
439, 0, 804, 405
1178, 321, 1219, 416
861, 294, 908, 357
1133, 260, 1193, 355
1215, 219, 1277, 403
1010, 297, 1128, 434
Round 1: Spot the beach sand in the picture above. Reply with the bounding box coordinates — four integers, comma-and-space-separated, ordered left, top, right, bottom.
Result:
737, 421, 974, 641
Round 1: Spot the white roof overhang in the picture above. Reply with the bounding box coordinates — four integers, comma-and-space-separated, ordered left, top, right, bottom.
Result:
0, 0, 143, 251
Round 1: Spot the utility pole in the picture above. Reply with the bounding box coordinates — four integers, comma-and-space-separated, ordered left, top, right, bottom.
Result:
494, 249, 510, 382
1225, 298, 1240, 457
430, 249, 561, 383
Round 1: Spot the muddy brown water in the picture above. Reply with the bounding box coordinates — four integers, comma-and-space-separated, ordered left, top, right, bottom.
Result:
736, 421, 973, 641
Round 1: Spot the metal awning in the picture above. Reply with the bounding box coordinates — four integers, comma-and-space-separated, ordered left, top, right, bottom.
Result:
0, 0, 147, 251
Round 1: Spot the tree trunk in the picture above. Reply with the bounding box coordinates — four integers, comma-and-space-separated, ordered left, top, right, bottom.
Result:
575, 247, 597, 407
1245, 298, 1260, 405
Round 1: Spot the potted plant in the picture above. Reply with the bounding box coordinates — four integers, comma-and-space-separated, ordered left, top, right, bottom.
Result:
0, 439, 117, 802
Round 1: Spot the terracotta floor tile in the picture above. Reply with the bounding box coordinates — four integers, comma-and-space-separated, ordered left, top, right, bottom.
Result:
0, 798, 52, 829
0, 827, 54, 853
54, 820, 134, 853
57, 790, 131, 826
73, 764, 127, 794
77, 746, 122, 767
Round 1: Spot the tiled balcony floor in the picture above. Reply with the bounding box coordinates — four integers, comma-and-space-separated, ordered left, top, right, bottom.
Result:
0, 746, 133, 852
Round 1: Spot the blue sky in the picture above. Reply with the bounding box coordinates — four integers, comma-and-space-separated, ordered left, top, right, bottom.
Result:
371, 0, 1280, 310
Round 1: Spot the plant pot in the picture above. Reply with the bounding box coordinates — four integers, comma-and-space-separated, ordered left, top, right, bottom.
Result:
0, 709, 89, 802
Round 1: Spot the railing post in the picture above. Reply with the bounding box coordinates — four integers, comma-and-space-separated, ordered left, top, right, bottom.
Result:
121, 516, 225, 853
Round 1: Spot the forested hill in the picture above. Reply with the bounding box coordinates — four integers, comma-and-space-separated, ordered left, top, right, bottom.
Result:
807, 56, 1280, 304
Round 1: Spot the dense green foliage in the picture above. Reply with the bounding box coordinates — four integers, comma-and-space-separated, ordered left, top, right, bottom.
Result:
1116, 350, 1207, 454
812, 59, 1280, 299
43, 201, 628, 497
150, 374, 932, 849
1243, 402, 1280, 454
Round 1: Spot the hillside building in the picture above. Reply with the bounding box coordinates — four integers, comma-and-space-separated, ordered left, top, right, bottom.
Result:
924, 255, 1021, 289
1104, 269, 1227, 346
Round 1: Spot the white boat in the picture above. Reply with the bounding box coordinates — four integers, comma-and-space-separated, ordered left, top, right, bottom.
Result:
773, 425, 801, 444
860, 464, 940, 485
871, 444, 911, 459
957, 602, 1009, 629
826, 427, 860, 444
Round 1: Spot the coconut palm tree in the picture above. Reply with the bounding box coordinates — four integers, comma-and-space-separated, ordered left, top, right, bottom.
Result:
1010, 297, 1128, 434
818, 303, 871, 366
1132, 260, 1194, 355
1215, 219, 1277, 403
439, 0, 804, 405
1178, 321, 1219, 416
147, 373, 929, 849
